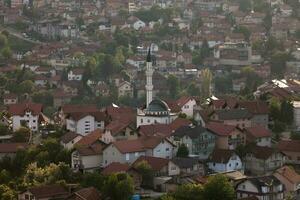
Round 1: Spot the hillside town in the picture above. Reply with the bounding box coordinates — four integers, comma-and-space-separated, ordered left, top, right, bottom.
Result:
0, 0, 300, 199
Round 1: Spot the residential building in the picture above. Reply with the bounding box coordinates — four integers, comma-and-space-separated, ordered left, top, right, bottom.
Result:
102, 135, 175, 167
60, 132, 83, 150
0, 143, 28, 160
210, 109, 252, 128
173, 125, 216, 159
117, 81, 133, 98
3, 93, 18, 105
274, 166, 300, 199
207, 148, 243, 173
206, 122, 246, 150
244, 126, 272, 147
18, 184, 70, 200
277, 140, 300, 164
214, 42, 252, 67
236, 176, 284, 200
175, 96, 197, 117
245, 146, 285, 175
66, 111, 106, 136
171, 157, 204, 175
8, 103, 43, 131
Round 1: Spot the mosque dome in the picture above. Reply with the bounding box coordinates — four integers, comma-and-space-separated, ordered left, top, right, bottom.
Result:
145, 99, 170, 116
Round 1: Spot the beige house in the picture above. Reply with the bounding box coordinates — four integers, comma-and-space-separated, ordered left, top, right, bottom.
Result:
102, 135, 175, 167
274, 166, 300, 199
277, 140, 300, 164
245, 146, 285, 175
118, 81, 133, 98
206, 122, 246, 150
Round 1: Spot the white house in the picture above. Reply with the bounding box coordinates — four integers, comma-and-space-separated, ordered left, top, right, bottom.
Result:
176, 96, 197, 117
207, 148, 243, 173
71, 143, 104, 172
60, 132, 83, 150
8, 103, 43, 132
126, 55, 145, 69
102, 135, 175, 167
66, 111, 106, 136
68, 68, 84, 81
127, 16, 146, 30
118, 81, 133, 98
3, 93, 18, 105
245, 126, 272, 147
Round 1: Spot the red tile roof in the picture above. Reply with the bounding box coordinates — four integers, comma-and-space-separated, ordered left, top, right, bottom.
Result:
8, 103, 42, 115
138, 124, 172, 137
76, 129, 103, 146
61, 104, 98, 114
176, 96, 194, 108
76, 143, 104, 156
245, 126, 272, 138
277, 140, 300, 152
169, 118, 192, 131
3, 93, 17, 99
132, 156, 169, 171
70, 187, 102, 200
67, 111, 107, 122
0, 143, 28, 153
105, 119, 132, 135
112, 136, 173, 153
238, 101, 269, 114
206, 122, 236, 136
102, 162, 130, 175
28, 184, 69, 199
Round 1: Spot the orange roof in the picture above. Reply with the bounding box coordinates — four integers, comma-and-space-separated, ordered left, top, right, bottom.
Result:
76, 129, 103, 146
8, 103, 42, 115
102, 162, 130, 175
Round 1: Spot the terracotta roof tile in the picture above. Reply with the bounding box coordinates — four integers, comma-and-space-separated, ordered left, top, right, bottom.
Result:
209, 148, 236, 163
274, 166, 300, 184
277, 140, 300, 152
102, 162, 130, 175
8, 103, 42, 115
61, 104, 98, 114
60, 132, 81, 144
28, 184, 69, 199
71, 187, 102, 200
0, 143, 28, 153
245, 126, 272, 138
206, 122, 236, 136
132, 156, 169, 171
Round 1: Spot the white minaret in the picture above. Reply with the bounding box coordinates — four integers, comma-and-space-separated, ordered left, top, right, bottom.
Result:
145, 48, 154, 108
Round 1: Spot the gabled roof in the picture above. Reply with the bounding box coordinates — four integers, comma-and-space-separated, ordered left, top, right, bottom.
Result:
105, 119, 133, 135
111, 136, 174, 153
209, 148, 236, 163
245, 126, 272, 138
132, 156, 169, 171
274, 166, 300, 184
138, 124, 172, 137
277, 140, 300, 152
241, 176, 282, 192
169, 118, 192, 131
214, 109, 252, 120
8, 103, 43, 115
0, 143, 28, 153
238, 101, 269, 115
76, 129, 103, 146
60, 132, 81, 144
173, 125, 208, 139
206, 122, 237, 136
171, 157, 199, 169
176, 96, 195, 108
67, 111, 107, 122
27, 184, 69, 199
68, 187, 102, 200
248, 146, 279, 160
102, 162, 130, 175
76, 143, 104, 156
61, 104, 98, 114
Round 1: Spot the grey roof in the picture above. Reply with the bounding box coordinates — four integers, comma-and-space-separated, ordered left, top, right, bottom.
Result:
173, 125, 210, 139
145, 99, 170, 116
171, 157, 199, 169
215, 109, 252, 120
245, 176, 282, 193
60, 132, 81, 144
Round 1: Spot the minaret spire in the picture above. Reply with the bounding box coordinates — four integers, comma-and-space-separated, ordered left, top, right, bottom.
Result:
145, 47, 154, 108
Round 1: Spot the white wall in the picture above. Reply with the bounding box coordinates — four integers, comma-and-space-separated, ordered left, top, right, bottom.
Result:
12, 111, 39, 131
152, 141, 174, 159
181, 99, 196, 117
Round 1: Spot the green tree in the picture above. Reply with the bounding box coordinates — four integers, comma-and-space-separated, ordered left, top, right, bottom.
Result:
81, 172, 105, 190
239, 0, 252, 12
0, 184, 15, 200
234, 26, 251, 41
186, 82, 201, 96
270, 51, 291, 78
280, 100, 294, 125
202, 175, 235, 200
201, 68, 212, 100
0, 34, 8, 49
173, 184, 203, 200
102, 173, 134, 200
11, 127, 30, 142
167, 75, 180, 99
1, 47, 12, 60
0, 124, 11, 136
135, 160, 154, 188
18, 80, 34, 94
32, 91, 53, 107
176, 143, 189, 157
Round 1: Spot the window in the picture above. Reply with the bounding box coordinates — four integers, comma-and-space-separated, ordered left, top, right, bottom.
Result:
242, 185, 245, 189
32, 120, 36, 123
166, 148, 169, 152
229, 163, 231, 167
125, 153, 130, 161
141, 119, 143, 123
147, 119, 150, 123
135, 152, 139, 157
25, 194, 29, 200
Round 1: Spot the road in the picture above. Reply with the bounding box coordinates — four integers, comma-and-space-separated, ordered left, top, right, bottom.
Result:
0, 25, 44, 45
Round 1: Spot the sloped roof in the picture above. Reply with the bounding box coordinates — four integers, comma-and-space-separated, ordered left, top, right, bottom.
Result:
8, 103, 43, 115
61, 104, 98, 114
215, 109, 252, 120
132, 156, 169, 171
274, 166, 300, 184
76, 129, 103, 146
238, 101, 269, 114
0, 143, 28, 153
245, 126, 272, 138
69, 187, 102, 200
206, 122, 237, 136
277, 140, 300, 152
60, 132, 81, 144
28, 184, 69, 199
248, 146, 278, 160
171, 157, 199, 169
209, 148, 236, 163
173, 125, 208, 139
102, 162, 130, 175
76, 143, 104, 156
